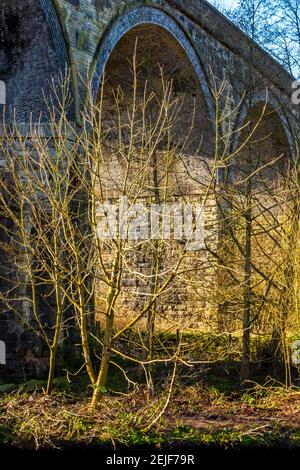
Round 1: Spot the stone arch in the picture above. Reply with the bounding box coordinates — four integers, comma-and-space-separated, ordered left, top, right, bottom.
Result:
0, 0, 70, 123
232, 91, 294, 156
90, 7, 214, 154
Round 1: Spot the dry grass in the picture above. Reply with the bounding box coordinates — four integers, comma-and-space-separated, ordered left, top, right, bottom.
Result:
1, 383, 300, 450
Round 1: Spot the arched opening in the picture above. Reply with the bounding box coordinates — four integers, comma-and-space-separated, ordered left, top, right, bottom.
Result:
91, 19, 217, 331
235, 103, 290, 180
222, 103, 292, 335
96, 22, 213, 157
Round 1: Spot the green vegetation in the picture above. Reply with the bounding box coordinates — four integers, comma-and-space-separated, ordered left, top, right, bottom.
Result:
1, 379, 300, 450
1, 347, 300, 450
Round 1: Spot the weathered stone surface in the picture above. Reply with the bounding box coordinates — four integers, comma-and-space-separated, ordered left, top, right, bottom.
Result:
0, 0, 68, 122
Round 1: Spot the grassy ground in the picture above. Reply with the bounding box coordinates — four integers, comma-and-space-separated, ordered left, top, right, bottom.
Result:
1, 332, 299, 450
1, 379, 300, 450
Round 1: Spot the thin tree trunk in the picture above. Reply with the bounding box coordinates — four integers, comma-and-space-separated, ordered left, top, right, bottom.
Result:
91, 255, 120, 409
46, 239, 63, 395
90, 312, 114, 408
240, 182, 252, 385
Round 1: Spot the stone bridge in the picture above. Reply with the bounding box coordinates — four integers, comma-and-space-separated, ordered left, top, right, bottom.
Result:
0, 0, 297, 134
0, 0, 299, 376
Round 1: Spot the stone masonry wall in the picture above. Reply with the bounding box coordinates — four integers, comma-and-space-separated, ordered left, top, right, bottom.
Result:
0, 0, 298, 375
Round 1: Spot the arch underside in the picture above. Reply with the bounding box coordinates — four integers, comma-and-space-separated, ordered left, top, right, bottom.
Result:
93, 9, 212, 104
233, 91, 294, 156
92, 7, 214, 156
92, 6, 292, 159
233, 101, 290, 183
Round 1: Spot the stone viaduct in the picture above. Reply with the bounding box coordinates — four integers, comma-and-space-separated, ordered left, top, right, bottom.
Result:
0, 0, 297, 128
0, 0, 299, 376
